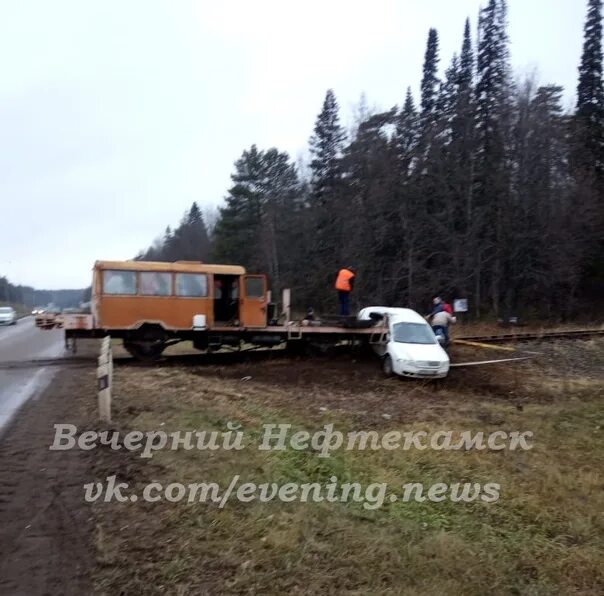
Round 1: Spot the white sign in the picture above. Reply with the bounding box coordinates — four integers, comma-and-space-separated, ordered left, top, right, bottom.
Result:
453, 299, 468, 313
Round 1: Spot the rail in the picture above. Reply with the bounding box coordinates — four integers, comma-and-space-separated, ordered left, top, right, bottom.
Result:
455, 328, 604, 343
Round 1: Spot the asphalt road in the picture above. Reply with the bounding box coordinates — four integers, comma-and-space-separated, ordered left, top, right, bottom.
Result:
0, 317, 64, 431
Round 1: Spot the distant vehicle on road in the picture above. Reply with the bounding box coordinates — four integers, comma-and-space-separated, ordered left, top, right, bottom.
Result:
0, 306, 17, 326
31, 307, 46, 315
358, 307, 450, 378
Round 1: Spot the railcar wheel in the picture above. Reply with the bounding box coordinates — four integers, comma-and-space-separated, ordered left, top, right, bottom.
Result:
123, 340, 166, 361
124, 324, 168, 361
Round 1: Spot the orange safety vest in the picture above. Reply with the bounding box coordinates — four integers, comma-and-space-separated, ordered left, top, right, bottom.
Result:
335, 268, 355, 292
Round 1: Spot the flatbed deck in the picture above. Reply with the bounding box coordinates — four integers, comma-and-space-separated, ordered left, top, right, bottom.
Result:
63, 323, 388, 340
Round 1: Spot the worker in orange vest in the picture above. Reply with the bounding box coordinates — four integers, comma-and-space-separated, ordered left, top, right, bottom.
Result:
335, 266, 356, 316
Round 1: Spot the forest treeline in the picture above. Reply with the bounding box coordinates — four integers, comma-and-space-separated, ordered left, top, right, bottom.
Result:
137, 0, 604, 319
0, 277, 85, 310
0, 277, 38, 309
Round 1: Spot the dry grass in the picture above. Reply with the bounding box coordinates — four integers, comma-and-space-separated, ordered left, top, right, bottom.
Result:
93, 339, 604, 595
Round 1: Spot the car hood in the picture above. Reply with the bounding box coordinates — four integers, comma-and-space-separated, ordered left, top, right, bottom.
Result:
389, 341, 449, 363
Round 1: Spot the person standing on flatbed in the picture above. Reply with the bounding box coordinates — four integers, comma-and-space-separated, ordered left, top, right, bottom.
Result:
335, 266, 356, 316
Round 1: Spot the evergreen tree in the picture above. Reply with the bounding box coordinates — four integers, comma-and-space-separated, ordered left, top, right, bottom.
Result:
309, 89, 346, 203
475, 0, 510, 174
213, 145, 268, 269
459, 17, 473, 89
136, 206, 210, 263
453, 18, 475, 162
212, 146, 300, 285
474, 0, 512, 314
575, 0, 604, 179
435, 54, 460, 142
304, 90, 347, 305
181, 202, 211, 261
396, 87, 420, 175
162, 226, 174, 261
420, 28, 440, 118
574, 0, 604, 306
417, 27, 442, 199
448, 17, 477, 295
452, 16, 475, 169
511, 83, 577, 314
340, 108, 399, 303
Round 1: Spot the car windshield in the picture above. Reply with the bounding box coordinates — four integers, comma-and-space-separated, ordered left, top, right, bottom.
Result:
0, 307, 13, 313
392, 322, 436, 344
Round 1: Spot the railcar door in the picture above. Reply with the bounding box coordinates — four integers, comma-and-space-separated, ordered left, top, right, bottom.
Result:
239, 275, 267, 328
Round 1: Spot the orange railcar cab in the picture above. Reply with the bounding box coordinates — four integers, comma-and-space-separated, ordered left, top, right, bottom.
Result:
92, 260, 268, 330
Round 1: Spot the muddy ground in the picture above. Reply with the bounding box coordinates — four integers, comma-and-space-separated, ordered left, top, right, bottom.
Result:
0, 363, 98, 595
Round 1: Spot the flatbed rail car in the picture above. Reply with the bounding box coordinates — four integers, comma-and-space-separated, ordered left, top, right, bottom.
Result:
37, 260, 386, 358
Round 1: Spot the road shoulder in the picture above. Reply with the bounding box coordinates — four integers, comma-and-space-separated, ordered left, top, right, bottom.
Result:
0, 364, 97, 595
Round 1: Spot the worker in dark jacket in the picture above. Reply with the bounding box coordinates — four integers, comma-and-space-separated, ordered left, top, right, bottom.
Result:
426, 296, 456, 346
427, 296, 445, 318
429, 296, 453, 315
335, 267, 355, 316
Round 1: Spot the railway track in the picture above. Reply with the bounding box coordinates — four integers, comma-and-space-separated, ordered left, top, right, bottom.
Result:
1, 327, 601, 370
0, 349, 292, 370
456, 328, 604, 343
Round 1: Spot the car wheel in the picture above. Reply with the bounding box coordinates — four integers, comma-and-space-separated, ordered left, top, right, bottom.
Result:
382, 354, 394, 377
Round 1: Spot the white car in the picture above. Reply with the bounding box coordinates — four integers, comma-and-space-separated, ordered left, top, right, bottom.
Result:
358, 307, 450, 378
0, 306, 17, 326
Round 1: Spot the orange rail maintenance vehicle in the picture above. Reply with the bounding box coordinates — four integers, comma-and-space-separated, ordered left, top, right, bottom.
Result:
38, 260, 383, 359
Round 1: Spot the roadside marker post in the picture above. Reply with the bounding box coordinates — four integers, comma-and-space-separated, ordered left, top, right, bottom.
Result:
97, 337, 112, 422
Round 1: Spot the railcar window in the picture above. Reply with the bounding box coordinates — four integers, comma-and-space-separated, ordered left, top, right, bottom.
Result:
103, 270, 137, 295
140, 272, 171, 296
245, 277, 264, 298
175, 273, 208, 297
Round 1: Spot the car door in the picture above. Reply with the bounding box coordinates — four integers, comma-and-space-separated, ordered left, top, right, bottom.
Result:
239, 275, 267, 328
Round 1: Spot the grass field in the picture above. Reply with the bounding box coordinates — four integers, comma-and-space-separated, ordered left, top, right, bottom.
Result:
93, 339, 604, 595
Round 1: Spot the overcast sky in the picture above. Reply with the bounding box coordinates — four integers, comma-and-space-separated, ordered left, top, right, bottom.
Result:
0, 0, 586, 289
